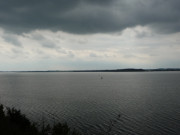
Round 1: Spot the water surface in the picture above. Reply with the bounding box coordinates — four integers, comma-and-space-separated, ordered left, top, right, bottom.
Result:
0, 72, 180, 135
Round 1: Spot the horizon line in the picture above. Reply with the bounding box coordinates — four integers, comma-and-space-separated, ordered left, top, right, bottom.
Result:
1, 68, 180, 72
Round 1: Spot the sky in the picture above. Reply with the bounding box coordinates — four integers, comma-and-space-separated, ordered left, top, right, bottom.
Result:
0, 0, 180, 71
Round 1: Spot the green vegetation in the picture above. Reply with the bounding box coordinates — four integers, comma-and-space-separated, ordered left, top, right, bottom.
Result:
0, 104, 81, 135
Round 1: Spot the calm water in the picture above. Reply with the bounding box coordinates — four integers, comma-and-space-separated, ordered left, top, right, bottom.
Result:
0, 72, 180, 135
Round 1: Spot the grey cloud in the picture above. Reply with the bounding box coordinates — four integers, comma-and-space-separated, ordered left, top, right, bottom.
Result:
67, 51, 75, 58
89, 53, 98, 57
11, 48, 21, 54
28, 32, 59, 49
134, 29, 153, 38
2, 34, 22, 46
0, 0, 180, 34
28, 33, 45, 41
123, 54, 137, 58
41, 41, 57, 49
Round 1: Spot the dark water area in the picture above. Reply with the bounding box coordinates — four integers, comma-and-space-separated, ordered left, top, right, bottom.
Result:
0, 72, 180, 135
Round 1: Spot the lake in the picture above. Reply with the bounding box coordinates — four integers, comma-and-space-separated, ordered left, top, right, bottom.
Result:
0, 72, 180, 135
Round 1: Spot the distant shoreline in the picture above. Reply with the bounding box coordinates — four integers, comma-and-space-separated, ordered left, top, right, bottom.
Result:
1, 68, 180, 72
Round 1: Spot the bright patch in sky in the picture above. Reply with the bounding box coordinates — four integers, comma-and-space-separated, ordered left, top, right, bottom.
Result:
0, 26, 180, 71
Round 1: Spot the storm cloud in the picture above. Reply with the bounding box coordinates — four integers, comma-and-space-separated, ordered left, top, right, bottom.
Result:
1, 0, 180, 71
0, 0, 180, 34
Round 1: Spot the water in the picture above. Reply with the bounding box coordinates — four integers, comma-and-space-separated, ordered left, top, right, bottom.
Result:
0, 72, 180, 135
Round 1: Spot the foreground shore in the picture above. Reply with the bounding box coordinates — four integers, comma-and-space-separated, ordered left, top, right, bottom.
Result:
0, 104, 81, 135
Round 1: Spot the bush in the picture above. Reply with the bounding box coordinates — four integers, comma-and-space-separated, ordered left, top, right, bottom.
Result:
0, 104, 81, 135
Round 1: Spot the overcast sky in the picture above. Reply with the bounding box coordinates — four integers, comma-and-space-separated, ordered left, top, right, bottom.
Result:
0, 0, 180, 71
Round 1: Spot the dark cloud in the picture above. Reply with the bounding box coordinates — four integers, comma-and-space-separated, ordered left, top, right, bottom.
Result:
0, 0, 180, 34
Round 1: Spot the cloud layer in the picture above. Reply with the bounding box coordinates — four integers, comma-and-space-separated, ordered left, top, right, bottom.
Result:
0, 0, 180, 34
0, 1, 180, 70
1, 26, 180, 71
